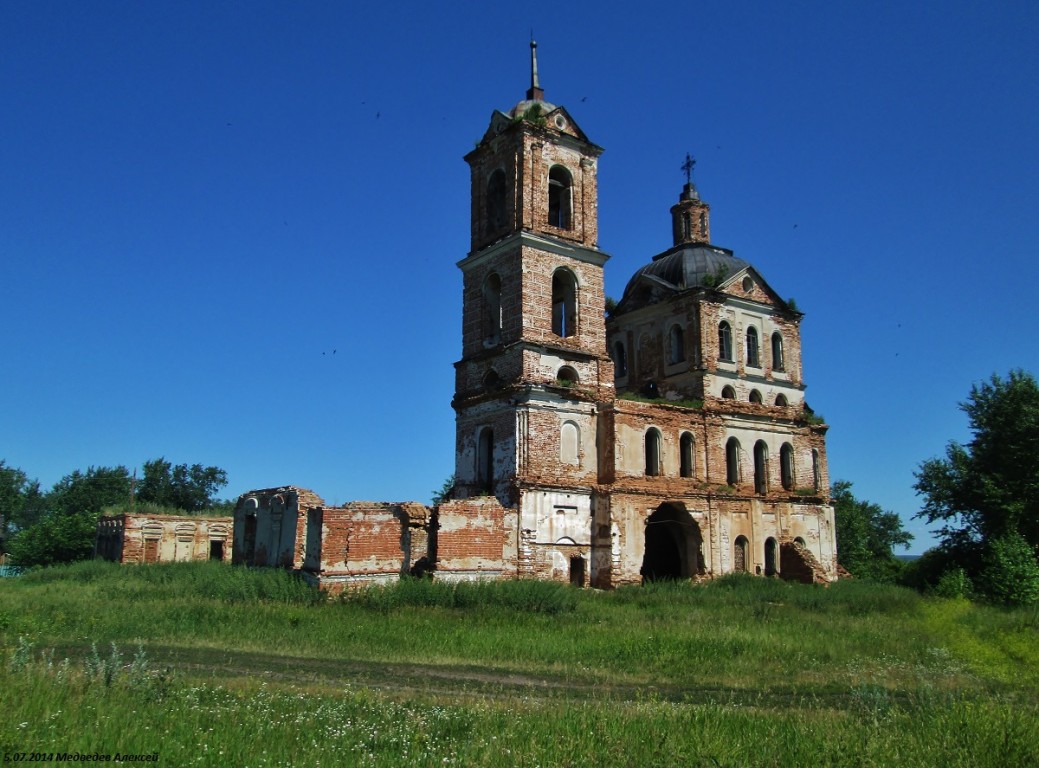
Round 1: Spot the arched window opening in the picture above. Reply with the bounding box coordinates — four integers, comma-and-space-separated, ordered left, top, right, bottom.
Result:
477, 428, 494, 493
765, 537, 778, 576
483, 370, 502, 391
645, 428, 662, 477
812, 449, 821, 492
668, 325, 685, 364
486, 169, 507, 233
548, 166, 573, 230
794, 536, 806, 547
551, 268, 578, 337
680, 432, 694, 478
560, 421, 580, 465
682, 213, 691, 240
699, 211, 707, 236
749, 389, 763, 404
613, 341, 628, 377
746, 326, 760, 367
721, 385, 736, 399
771, 332, 785, 372
780, 443, 795, 491
483, 273, 502, 346
753, 441, 768, 494
725, 437, 741, 486
556, 365, 579, 387
734, 535, 749, 573
718, 321, 733, 362
775, 393, 789, 406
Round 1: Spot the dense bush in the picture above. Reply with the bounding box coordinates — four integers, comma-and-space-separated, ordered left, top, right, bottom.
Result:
976, 532, 1039, 606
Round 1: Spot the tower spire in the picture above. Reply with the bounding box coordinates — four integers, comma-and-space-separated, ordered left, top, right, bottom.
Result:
526, 39, 544, 101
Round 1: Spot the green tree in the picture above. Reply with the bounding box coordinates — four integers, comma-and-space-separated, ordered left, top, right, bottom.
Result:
1, 461, 39, 554
832, 480, 913, 581
8, 465, 132, 567
976, 531, 1039, 606
136, 458, 228, 512
431, 475, 455, 506
913, 370, 1039, 603
915, 370, 1039, 550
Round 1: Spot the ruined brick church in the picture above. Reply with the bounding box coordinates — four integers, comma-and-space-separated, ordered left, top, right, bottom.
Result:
230, 44, 838, 590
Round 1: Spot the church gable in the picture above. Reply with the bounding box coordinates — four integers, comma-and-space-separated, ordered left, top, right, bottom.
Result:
717, 267, 797, 315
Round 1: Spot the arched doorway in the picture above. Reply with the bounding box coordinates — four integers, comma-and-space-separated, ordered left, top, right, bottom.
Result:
765, 537, 778, 576
641, 503, 704, 582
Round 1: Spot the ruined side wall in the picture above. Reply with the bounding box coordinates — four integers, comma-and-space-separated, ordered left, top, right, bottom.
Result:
435, 498, 516, 582
314, 502, 430, 592
97, 514, 232, 564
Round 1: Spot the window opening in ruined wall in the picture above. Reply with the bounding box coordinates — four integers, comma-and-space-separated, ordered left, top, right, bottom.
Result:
569, 556, 585, 587
483, 273, 502, 346
680, 432, 695, 478
548, 165, 573, 230
645, 428, 662, 476
477, 427, 494, 493
613, 341, 627, 377
753, 441, 768, 495
749, 389, 762, 404
721, 385, 736, 399
812, 449, 821, 492
726, 437, 741, 486
734, 535, 749, 573
765, 537, 778, 576
557, 365, 578, 386
775, 393, 788, 406
771, 332, 785, 372
718, 321, 733, 362
668, 324, 685, 364
560, 421, 580, 466
486, 169, 507, 234
780, 443, 795, 490
746, 326, 760, 368
551, 268, 577, 337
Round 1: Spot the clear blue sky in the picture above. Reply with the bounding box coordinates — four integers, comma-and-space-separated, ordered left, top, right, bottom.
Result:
3, 2, 1037, 553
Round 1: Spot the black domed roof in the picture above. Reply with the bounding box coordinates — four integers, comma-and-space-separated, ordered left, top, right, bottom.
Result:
622, 245, 749, 298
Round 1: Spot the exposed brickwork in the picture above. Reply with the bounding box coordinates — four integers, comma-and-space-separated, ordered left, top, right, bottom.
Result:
434, 498, 515, 580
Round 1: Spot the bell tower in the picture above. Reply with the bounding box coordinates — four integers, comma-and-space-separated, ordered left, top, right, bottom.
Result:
453, 42, 613, 510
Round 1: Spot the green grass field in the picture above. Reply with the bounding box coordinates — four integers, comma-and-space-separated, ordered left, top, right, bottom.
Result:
2, 561, 1037, 766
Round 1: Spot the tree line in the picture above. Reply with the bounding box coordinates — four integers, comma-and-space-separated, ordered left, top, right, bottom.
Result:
0, 458, 230, 568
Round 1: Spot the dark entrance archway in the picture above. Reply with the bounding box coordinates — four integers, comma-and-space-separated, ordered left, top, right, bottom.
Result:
641, 503, 704, 582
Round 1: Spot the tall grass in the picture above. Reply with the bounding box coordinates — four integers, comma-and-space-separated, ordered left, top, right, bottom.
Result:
3, 564, 1039, 763
2, 640, 1035, 767
344, 576, 577, 614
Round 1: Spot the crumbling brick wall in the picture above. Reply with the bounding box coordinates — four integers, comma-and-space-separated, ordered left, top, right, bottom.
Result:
434, 497, 515, 581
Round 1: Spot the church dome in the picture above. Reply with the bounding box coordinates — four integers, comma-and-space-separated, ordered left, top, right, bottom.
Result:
622, 245, 749, 299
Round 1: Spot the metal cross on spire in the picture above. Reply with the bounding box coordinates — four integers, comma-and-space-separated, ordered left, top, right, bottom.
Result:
681, 153, 696, 185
